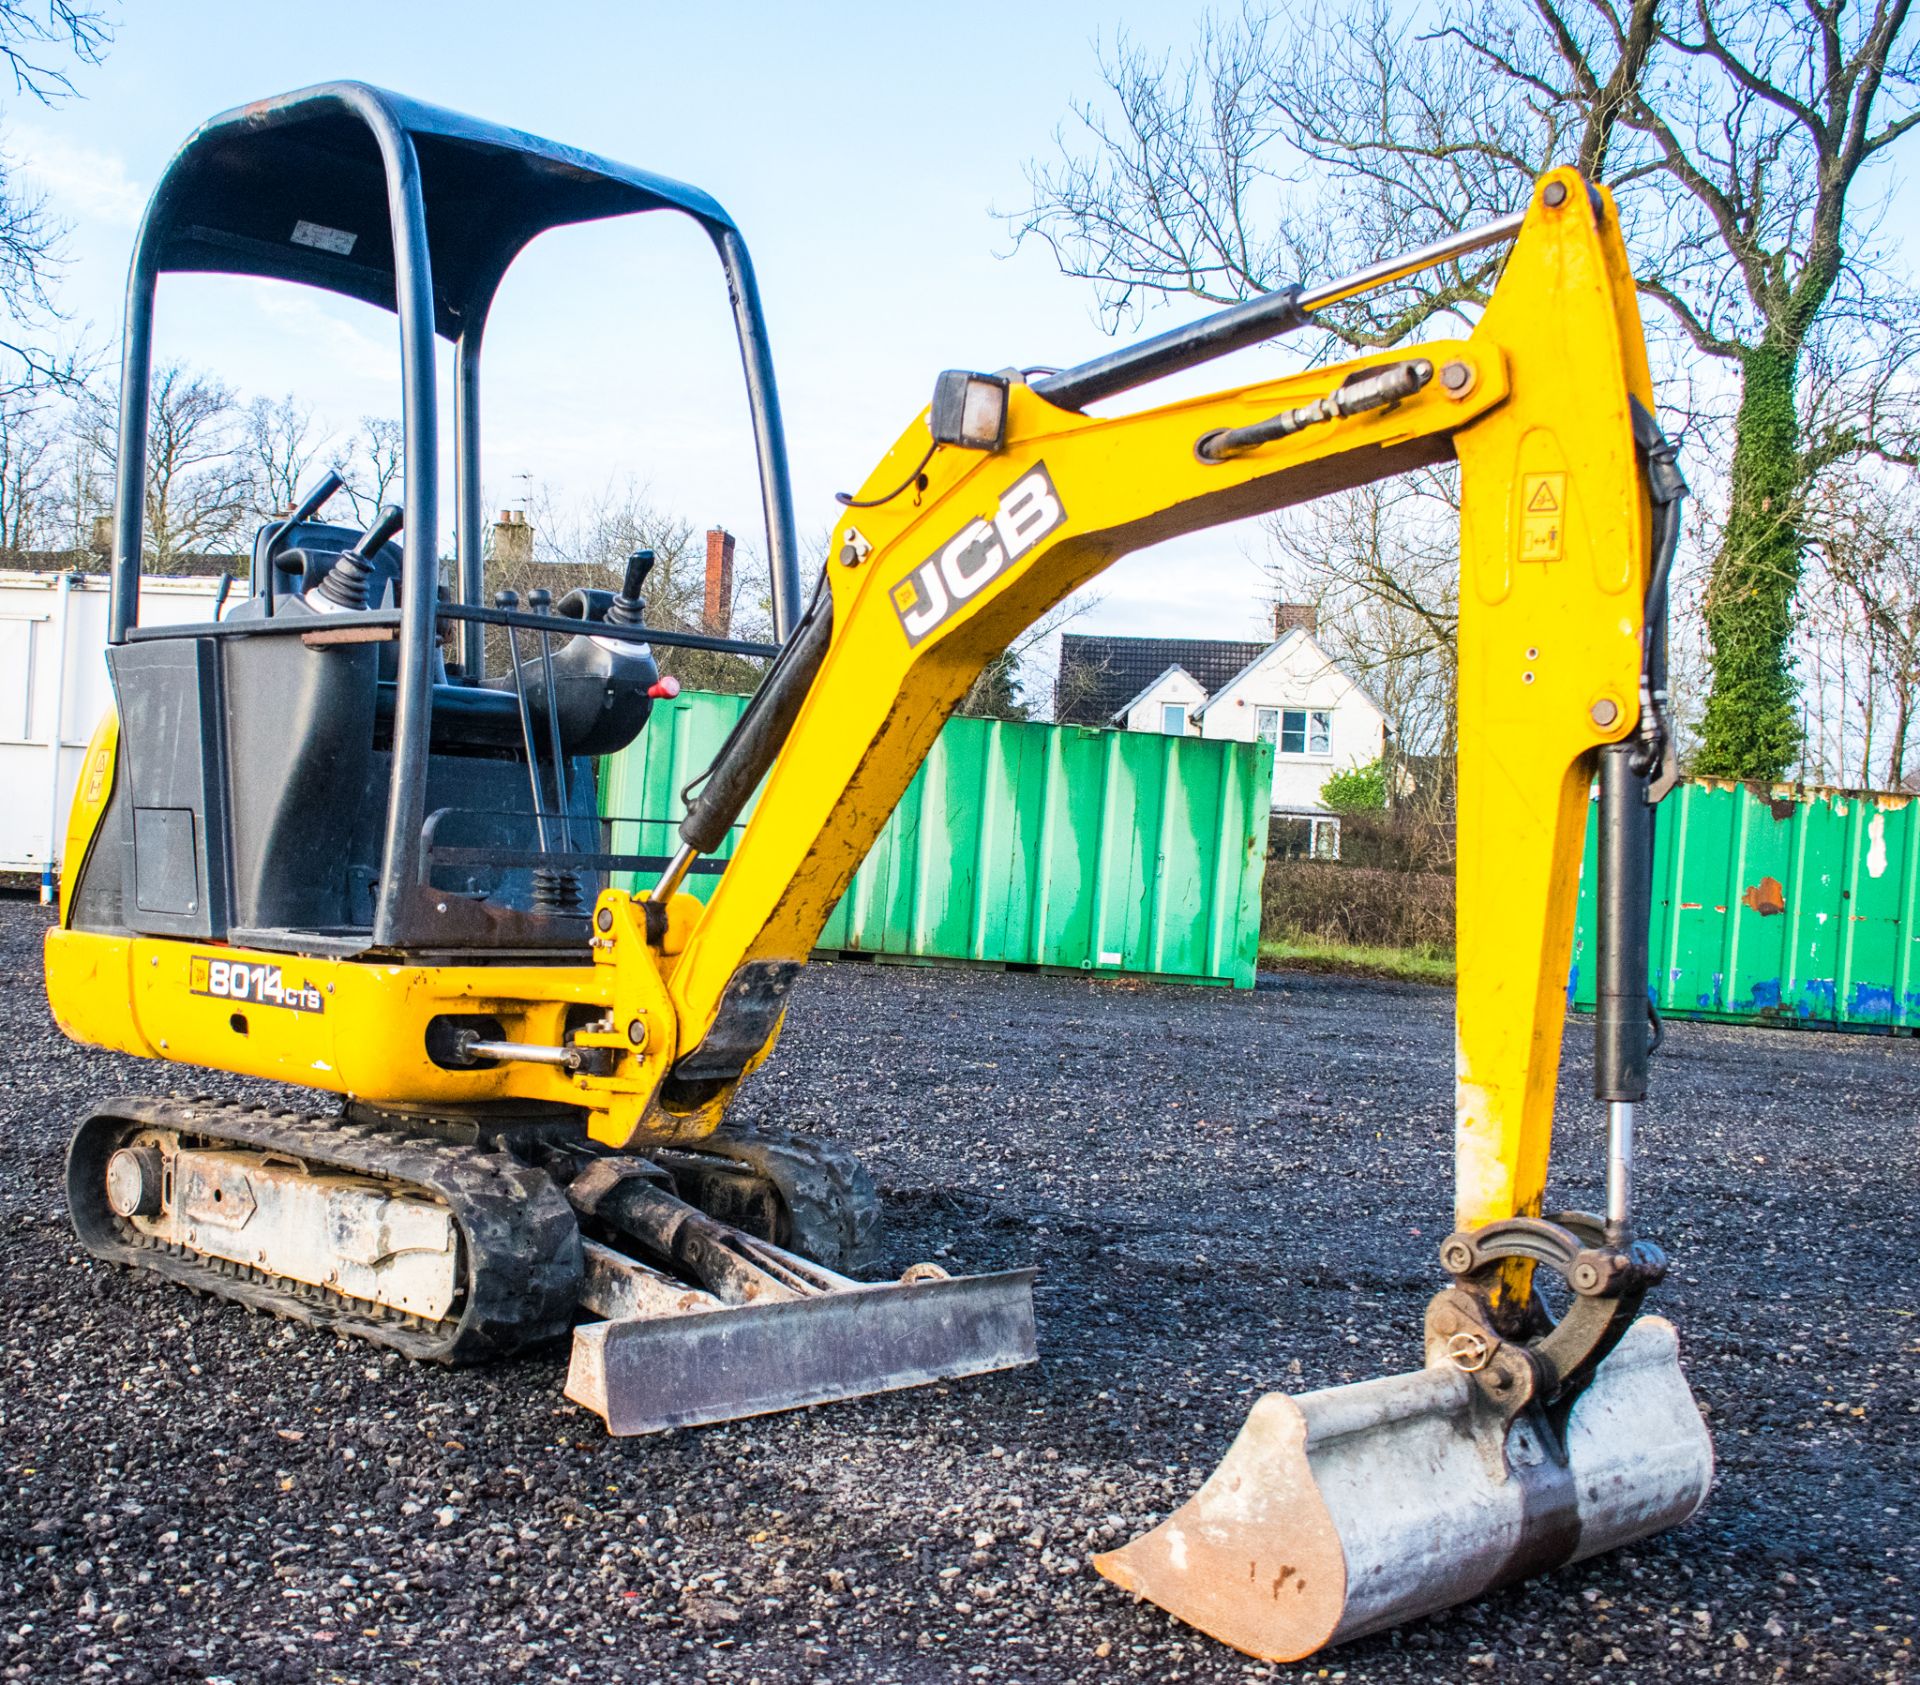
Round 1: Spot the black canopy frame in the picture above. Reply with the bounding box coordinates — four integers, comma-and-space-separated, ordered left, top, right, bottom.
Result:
106, 81, 803, 949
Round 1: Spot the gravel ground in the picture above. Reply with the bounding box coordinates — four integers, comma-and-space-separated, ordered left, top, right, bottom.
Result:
1, 895, 1915, 1684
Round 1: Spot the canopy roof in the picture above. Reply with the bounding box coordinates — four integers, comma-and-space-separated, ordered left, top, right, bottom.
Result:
143, 81, 734, 338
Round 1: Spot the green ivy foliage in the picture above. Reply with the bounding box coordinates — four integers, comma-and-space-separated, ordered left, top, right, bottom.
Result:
1320, 757, 1389, 812
1695, 344, 1803, 781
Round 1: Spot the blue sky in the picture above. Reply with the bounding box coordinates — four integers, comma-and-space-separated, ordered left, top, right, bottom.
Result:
11, 0, 1289, 646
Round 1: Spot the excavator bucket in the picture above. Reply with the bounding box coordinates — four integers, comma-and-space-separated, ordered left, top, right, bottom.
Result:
1095, 1316, 1712, 1662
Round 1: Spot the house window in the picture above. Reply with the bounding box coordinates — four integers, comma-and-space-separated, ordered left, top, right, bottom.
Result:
1279, 708, 1332, 755
1254, 706, 1280, 743
1160, 702, 1188, 736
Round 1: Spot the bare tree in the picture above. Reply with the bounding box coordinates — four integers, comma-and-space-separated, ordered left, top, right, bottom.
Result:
0, 381, 62, 549
957, 595, 1102, 720
106, 362, 251, 571
1263, 469, 1460, 762
1799, 459, 1920, 785
1007, 2, 1644, 345
339, 415, 404, 525
243, 393, 323, 520
0, 2, 112, 391
1013, 0, 1920, 781
518, 478, 697, 610
0, 3, 109, 100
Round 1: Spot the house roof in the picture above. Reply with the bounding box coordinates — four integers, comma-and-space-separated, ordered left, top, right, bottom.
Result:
1108, 663, 1207, 724
1191, 625, 1394, 726
1192, 628, 1305, 720
1055, 634, 1267, 726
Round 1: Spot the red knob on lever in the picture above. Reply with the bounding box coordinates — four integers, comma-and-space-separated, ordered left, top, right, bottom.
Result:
647, 676, 682, 700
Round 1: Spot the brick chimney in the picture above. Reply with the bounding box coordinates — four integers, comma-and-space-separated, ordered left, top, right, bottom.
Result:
492, 509, 534, 567
1273, 601, 1317, 640
89, 514, 113, 556
704, 527, 735, 635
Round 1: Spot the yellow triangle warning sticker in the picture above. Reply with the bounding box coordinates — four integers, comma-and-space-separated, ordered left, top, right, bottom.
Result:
1518, 472, 1568, 561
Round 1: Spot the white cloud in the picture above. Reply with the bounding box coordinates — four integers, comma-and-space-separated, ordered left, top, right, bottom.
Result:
249, 284, 399, 387
8, 124, 145, 228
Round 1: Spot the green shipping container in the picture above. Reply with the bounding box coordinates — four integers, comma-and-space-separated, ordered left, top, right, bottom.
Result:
1570, 779, 1920, 1032
601, 692, 1273, 988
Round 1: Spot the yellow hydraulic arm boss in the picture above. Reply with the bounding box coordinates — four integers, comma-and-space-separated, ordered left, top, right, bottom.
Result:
48, 84, 1709, 1664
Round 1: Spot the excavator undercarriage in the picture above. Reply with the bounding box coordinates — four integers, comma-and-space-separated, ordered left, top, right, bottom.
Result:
69, 1095, 1034, 1431
47, 81, 1711, 1665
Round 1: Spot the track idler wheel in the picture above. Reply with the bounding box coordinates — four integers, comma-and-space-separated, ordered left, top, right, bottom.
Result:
1094, 1216, 1713, 1662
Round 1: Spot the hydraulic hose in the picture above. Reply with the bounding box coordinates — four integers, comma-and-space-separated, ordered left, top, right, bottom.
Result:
656, 573, 834, 896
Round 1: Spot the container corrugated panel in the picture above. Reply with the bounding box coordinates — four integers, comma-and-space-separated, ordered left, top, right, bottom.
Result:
1570, 779, 1920, 1032
601, 692, 1272, 987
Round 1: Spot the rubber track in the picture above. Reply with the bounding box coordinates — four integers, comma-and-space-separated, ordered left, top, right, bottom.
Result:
67, 1095, 581, 1364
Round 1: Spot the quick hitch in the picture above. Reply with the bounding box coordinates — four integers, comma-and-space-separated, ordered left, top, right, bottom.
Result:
1426, 1213, 1667, 1432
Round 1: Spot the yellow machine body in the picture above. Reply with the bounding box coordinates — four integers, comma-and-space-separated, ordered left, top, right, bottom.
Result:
50, 170, 1711, 1661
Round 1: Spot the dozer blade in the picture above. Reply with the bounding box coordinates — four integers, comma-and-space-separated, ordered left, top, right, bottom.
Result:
566, 1267, 1037, 1435
1095, 1316, 1712, 1662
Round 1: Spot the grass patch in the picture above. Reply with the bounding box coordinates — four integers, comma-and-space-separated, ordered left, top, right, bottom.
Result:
1259, 934, 1455, 984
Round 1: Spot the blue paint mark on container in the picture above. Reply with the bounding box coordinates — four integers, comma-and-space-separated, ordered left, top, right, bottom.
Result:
1746, 978, 1782, 1011
1849, 983, 1897, 1021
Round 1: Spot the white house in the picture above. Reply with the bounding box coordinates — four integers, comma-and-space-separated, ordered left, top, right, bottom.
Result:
1055, 609, 1389, 817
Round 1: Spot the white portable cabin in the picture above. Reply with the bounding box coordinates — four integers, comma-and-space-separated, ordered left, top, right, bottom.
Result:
0, 570, 236, 893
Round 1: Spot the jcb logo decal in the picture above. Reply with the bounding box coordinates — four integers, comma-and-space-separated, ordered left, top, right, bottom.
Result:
891, 465, 1066, 647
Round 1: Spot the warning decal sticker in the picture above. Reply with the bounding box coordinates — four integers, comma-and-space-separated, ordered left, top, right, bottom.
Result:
290, 220, 358, 256
1519, 471, 1567, 561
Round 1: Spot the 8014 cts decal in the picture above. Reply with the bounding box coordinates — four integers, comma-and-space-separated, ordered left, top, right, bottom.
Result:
890, 464, 1066, 647
190, 956, 325, 1014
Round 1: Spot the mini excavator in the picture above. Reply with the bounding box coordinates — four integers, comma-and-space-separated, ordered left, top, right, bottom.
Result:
46, 84, 1712, 1663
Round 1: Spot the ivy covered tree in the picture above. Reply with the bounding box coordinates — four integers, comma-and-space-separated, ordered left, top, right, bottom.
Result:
1011, 0, 1920, 781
